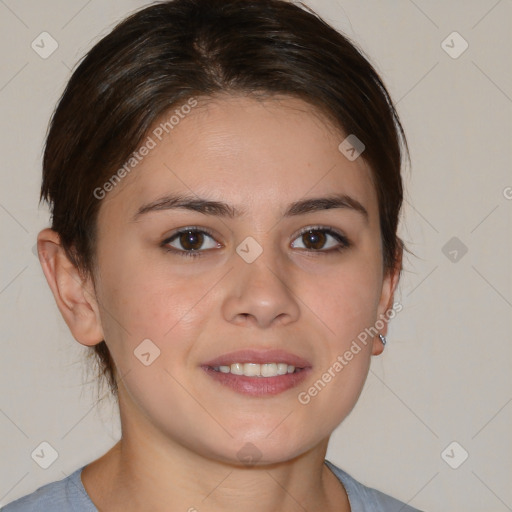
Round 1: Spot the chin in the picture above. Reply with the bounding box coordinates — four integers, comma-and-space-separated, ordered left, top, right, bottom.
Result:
216, 428, 321, 468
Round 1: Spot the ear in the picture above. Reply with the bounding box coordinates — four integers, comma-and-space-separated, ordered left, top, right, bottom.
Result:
37, 228, 104, 346
372, 244, 403, 356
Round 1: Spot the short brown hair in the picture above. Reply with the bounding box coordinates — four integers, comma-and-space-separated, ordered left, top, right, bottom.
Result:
41, 0, 409, 402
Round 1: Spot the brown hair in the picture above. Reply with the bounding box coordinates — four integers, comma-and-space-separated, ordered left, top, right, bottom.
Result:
41, 0, 409, 402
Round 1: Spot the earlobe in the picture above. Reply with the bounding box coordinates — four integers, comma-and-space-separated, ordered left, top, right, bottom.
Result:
37, 228, 104, 347
371, 246, 403, 356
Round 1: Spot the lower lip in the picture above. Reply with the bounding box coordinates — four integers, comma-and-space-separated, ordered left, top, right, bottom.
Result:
202, 367, 311, 397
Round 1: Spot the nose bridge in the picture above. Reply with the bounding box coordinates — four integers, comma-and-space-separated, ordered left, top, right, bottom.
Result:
222, 234, 300, 327
238, 240, 285, 292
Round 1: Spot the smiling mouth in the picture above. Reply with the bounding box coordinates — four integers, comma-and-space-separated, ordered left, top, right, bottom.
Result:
209, 362, 302, 377
201, 349, 311, 396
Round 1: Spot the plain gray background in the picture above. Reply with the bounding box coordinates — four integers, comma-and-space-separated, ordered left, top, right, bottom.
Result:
0, 1, 511, 510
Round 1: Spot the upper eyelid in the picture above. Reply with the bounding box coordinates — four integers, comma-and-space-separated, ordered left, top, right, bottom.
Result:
293, 224, 345, 237
163, 226, 215, 241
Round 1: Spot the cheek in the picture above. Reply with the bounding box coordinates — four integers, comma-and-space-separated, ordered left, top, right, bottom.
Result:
95, 255, 218, 368
304, 252, 382, 346
291, 251, 382, 426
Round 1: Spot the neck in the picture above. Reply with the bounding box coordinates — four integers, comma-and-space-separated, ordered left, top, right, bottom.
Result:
81, 429, 349, 512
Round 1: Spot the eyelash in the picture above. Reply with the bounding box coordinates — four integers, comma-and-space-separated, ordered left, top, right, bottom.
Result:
161, 225, 351, 259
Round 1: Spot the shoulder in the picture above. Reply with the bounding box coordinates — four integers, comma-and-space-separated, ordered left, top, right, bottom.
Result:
1, 466, 97, 512
325, 460, 425, 512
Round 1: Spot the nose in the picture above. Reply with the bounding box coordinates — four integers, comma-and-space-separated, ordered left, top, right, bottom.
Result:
221, 243, 300, 329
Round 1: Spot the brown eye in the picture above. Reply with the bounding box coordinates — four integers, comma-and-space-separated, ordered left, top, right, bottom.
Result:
291, 227, 349, 252
164, 228, 219, 256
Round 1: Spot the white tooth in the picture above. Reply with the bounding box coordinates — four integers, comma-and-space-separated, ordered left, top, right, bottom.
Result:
243, 363, 261, 377
277, 363, 288, 375
231, 363, 244, 375
261, 363, 278, 377
223, 362, 297, 377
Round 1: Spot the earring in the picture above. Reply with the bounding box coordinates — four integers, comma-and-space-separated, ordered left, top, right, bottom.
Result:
379, 334, 387, 346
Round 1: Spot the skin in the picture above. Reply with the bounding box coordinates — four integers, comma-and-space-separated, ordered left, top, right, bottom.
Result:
38, 95, 401, 512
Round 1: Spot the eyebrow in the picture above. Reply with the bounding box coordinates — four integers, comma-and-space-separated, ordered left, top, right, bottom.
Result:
131, 192, 369, 223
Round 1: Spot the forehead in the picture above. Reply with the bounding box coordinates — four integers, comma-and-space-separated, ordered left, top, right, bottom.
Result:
97, 95, 378, 225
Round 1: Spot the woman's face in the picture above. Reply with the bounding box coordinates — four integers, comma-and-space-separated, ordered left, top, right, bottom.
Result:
90, 95, 398, 464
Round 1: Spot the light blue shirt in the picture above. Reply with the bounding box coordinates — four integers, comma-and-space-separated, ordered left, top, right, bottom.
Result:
1, 460, 423, 511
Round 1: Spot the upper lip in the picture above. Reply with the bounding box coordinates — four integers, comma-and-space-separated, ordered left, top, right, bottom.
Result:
202, 349, 312, 368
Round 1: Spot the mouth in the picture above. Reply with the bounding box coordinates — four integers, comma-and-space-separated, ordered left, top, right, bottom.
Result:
201, 349, 312, 397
